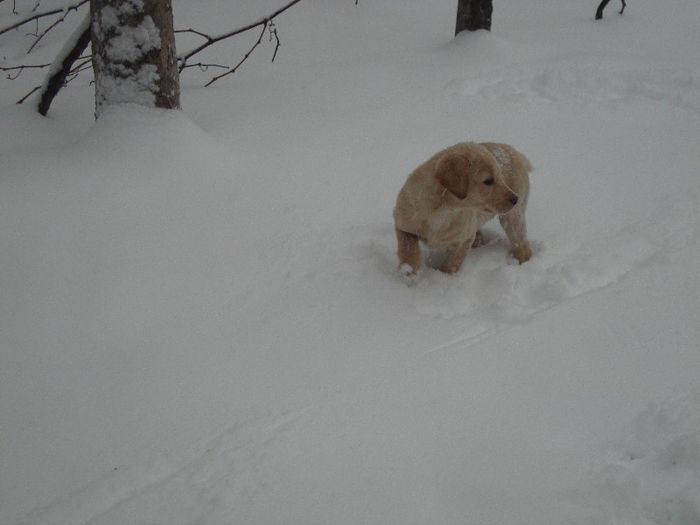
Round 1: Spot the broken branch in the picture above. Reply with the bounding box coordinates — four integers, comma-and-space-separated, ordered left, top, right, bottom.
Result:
37, 16, 90, 115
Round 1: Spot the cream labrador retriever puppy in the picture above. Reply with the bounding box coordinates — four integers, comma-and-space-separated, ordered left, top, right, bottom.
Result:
394, 142, 532, 278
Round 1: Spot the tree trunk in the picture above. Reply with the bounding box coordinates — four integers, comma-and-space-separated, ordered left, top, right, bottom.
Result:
596, 0, 626, 20
90, 0, 180, 117
595, 0, 611, 20
455, 0, 493, 35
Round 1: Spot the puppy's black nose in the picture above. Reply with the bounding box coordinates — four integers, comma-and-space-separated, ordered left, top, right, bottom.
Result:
508, 194, 519, 206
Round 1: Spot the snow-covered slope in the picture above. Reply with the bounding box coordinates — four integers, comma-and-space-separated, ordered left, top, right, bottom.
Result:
1, 1, 699, 524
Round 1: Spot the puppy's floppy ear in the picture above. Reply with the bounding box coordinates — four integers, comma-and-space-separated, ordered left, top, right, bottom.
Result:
435, 154, 471, 199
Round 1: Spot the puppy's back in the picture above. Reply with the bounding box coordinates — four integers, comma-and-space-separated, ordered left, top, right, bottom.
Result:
480, 142, 531, 195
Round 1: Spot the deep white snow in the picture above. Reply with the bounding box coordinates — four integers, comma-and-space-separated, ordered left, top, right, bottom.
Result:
1, 1, 699, 524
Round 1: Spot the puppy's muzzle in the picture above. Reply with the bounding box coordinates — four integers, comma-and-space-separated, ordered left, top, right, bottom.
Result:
498, 191, 518, 212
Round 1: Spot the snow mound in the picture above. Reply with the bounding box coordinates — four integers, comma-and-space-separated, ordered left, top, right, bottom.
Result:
579, 390, 700, 525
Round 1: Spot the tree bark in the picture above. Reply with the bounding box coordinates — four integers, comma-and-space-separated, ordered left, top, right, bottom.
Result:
90, 0, 180, 117
455, 0, 492, 35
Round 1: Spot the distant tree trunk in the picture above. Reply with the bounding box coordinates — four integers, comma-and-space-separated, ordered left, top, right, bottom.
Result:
90, 0, 180, 117
595, 0, 627, 20
455, 0, 493, 35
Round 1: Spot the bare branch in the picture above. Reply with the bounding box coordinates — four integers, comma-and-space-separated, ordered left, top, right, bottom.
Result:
64, 57, 90, 81
174, 28, 212, 41
27, 4, 79, 53
204, 22, 267, 87
179, 62, 229, 71
178, 0, 303, 72
27, 18, 62, 52
0, 0, 88, 37
1, 62, 51, 77
13, 57, 89, 106
17, 85, 41, 104
269, 21, 280, 63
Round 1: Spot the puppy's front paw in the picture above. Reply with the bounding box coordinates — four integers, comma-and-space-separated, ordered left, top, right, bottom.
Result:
398, 263, 419, 284
437, 261, 461, 274
512, 244, 532, 264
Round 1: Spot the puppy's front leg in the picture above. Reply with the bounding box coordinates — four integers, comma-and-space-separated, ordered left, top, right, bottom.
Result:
396, 228, 422, 277
438, 238, 472, 274
500, 208, 532, 264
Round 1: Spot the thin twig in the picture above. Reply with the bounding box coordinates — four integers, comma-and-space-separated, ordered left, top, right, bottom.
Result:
178, 0, 303, 72
0, 0, 88, 37
269, 21, 280, 62
25, 18, 39, 37
27, 11, 68, 53
179, 61, 229, 71
1, 62, 51, 79
14, 55, 89, 108
65, 61, 91, 82
1, 62, 52, 71
2, 56, 91, 77
17, 85, 41, 104
204, 22, 267, 87
174, 28, 212, 40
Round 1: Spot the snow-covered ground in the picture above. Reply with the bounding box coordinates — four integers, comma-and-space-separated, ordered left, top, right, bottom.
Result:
1, 1, 699, 524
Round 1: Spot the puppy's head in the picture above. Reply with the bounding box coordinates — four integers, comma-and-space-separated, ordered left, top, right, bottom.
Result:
435, 146, 518, 214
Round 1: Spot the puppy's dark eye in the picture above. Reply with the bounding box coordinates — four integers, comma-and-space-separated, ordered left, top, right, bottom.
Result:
483, 178, 495, 186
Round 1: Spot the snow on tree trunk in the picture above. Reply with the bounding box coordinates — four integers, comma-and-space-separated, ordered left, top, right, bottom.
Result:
455, 0, 493, 35
90, 0, 180, 117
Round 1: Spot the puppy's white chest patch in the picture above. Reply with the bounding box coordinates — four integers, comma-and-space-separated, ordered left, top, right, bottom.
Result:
424, 207, 475, 247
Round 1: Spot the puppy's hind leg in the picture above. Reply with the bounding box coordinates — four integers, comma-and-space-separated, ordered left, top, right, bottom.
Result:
396, 228, 422, 278
499, 204, 532, 264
